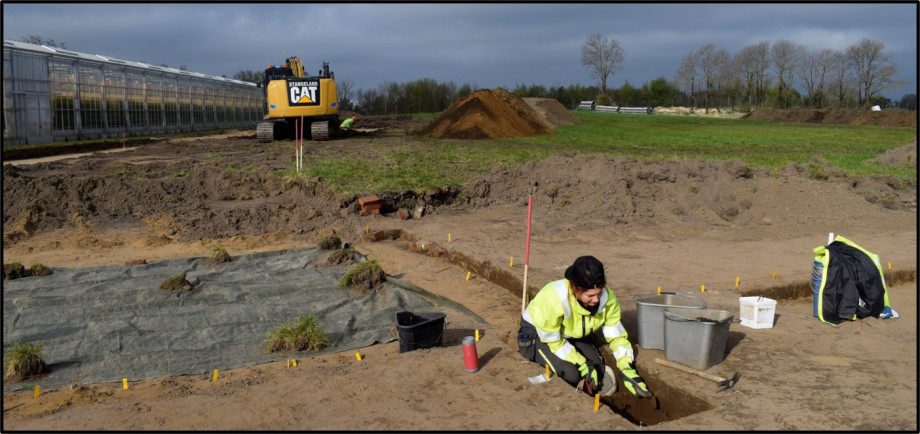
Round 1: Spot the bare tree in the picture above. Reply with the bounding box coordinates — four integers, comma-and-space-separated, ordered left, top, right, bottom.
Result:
734, 41, 771, 108
580, 33, 626, 96
797, 48, 835, 108
711, 48, 733, 108
19, 34, 66, 48
827, 49, 853, 108
846, 38, 905, 108
733, 47, 757, 109
337, 79, 355, 111
232, 70, 264, 84
697, 45, 716, 110
675, 48, 699, 109
750, 41, 772, 108
771, 39, 805, 108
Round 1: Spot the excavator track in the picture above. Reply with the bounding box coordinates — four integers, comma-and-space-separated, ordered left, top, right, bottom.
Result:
256, 121, 276, 142
310, 121, 330, 141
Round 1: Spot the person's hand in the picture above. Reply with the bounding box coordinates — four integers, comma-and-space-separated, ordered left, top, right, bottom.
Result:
619, 366, 652, 397
578, 363, 599, 393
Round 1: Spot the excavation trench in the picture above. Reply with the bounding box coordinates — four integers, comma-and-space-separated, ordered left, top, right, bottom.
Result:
377, 229, 716, 425
374, 228, 917, 426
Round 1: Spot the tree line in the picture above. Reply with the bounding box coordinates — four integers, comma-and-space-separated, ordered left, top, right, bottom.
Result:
672, 38, 909, 111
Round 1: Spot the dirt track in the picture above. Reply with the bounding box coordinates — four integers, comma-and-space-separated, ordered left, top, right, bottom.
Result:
2, 108, 917, 430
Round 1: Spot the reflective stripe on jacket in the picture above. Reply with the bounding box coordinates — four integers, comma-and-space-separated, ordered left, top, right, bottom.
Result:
522, 279, 634, 370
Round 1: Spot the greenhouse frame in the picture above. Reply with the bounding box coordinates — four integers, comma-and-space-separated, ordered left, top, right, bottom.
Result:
3, 39, 264, 146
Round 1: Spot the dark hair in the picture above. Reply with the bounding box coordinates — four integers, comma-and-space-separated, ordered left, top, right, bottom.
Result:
564, 255, 606, 289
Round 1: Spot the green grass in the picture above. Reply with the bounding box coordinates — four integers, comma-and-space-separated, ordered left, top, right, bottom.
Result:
264, 315, 331, 353
286, 111, 916, 194
4, 342, 48, 382
159, 271, 191, 291
208, 245, 231, 264
340, 260, 386, 289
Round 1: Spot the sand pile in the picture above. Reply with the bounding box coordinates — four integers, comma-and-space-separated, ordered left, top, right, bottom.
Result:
420, 88, 556, 139
523, 97, 581, 127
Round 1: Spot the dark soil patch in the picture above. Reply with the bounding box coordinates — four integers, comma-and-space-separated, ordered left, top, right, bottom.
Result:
2, 138, 165, 161
742, 108, 917, 128
324, 247, 358, 267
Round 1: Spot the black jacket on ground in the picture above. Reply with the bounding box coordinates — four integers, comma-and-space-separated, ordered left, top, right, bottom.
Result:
820, 241, 887, 324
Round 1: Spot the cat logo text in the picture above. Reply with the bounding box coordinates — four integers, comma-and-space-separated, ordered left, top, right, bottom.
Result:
288, 80, 320, 106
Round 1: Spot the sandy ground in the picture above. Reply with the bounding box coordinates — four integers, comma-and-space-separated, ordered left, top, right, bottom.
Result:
2, 109, 917, 430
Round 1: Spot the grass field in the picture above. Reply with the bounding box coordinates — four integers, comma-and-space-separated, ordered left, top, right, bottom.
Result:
303, 111, 917, 195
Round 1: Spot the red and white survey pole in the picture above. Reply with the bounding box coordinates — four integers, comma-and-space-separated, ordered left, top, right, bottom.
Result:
295, 116, 305, 172
521, 193, 533, 314
294, 117, 300, 171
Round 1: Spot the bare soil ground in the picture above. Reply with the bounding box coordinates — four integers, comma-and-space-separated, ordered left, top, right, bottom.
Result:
2, 108, 917, 430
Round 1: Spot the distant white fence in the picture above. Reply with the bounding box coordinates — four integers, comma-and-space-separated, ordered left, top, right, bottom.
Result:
577, 101, 652, 114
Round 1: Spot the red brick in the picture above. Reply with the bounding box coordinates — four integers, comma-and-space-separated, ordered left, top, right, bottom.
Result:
358, 195, 381, 212
397, 208, 410, 220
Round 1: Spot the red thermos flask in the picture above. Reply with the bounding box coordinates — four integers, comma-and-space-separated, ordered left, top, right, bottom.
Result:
462, 336, 479, 373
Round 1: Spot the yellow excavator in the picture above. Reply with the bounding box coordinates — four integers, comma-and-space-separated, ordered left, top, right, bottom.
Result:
257, 57, 340, 142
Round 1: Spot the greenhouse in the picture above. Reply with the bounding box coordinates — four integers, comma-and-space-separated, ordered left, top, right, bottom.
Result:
3, 39, 264, 146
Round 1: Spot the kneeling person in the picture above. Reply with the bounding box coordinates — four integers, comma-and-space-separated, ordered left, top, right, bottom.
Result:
517, 255, 651, 397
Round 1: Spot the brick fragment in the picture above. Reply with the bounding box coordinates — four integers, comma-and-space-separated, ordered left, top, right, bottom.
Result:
358, 195, 381, 212
397, 208, 410, 220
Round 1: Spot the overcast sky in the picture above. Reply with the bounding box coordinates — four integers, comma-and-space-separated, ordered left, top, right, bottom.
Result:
3, 3, 917, 100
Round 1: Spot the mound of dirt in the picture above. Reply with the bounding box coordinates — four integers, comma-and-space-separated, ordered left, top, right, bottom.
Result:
419, 88, 556, 139
463, 155, 762, 230
462, 153, 918, 232
742, 109, 917, 128
522, 97, 581, 127
866, 140, 917, 169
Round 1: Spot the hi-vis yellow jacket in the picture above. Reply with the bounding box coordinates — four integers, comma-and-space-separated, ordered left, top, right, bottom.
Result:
522, 279, 634, 371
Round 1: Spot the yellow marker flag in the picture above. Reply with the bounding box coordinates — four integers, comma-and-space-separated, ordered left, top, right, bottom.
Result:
594, 393, 600, 412
466, 271, 471, 281
365, 225, 369, 234
735, 277, 740, 287
355, 352, 362, 361
510, 256, 513, 267
772, 271, 776, 280
287, 358, 291, 368
657, 286, 661, 294
123, 378, 128, 390
475, 329, 480, 341
448, 233, 452, 243
212, 369, 219, 382
888, 262, 892, 269
701, 284, 705, 293
34, 385, 40, 398
292, 359, 298, 367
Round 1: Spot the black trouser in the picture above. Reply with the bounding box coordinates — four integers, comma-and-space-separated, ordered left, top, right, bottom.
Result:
517, 318, 607, 389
